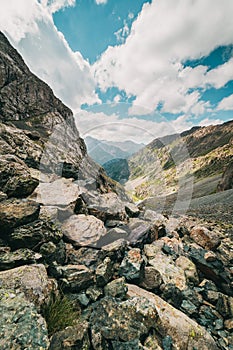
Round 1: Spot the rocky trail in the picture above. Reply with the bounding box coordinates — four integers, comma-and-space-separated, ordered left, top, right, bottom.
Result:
0, 32, 232, 350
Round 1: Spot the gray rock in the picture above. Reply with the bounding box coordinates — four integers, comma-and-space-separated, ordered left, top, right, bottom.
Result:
96, 257, 113, 287
49, 321, 90, 350
58, 264, 94, 292
9, 219, 63, 250
128, 218, 157, 245
0, 264, 51, 308
0, 198, 40, 233
81, 191, 128, 221
66, 245, 101, 268
139, 266, 163, 290
0, 248, 42, 270
86, 285, 103, 302
127, 284, 219, 350
111, 339, 144, 350
104, 277, 128, 299
90, 296, 158, 342
119, 248, 144, 281
101, 238, 127, 261
125, 203, 140, 218
0, 154, 38, 198
181, 300, 198, 316
62, 214, 107, 247
97, 227, 129, 247
0, 289, 49, 350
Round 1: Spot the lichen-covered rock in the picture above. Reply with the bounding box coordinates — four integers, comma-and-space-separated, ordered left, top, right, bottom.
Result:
0, 289, 49, 350
0, 264, 51, 308
9, 219, 63, 250
119, 248, 144, 281
62, 214, 107, 247
54, 264, 94, 292
176, 256, 199, 285
104, 277, 128, 299
190, 226, 221, 251
0, 198, 40, 233
0, 154, 38, 198
139, 266, 163, 290
144, 243, 187, 290
0, 248, 42, 270
90, 296, 158, 343
127, 284, 219, 350
49, 320, 90, 350
96, 257, 113, 287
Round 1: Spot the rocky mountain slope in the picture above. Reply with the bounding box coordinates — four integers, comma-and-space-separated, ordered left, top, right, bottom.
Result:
126, 121, 233, 209
0, 32, 232, 350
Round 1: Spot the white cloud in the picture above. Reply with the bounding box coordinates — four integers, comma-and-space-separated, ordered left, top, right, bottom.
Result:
93, 0, 233, 115
217, 94, 233, 111
95, 0, 107, 5
0, 0, 99, 110
198, 118, 222, 127
40, 0, 75, 14
75, 110, 193, 144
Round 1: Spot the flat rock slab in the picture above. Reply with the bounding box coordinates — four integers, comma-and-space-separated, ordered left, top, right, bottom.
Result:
62, 214, 107, 247
127, 284, 219, 350
31, 177, 80, 206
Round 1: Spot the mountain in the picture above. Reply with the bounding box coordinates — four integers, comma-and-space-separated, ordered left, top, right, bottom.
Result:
85, 136, 144, 165
103, 158, 130, 184
126, 120, 233, 203
0, 32, 232, 350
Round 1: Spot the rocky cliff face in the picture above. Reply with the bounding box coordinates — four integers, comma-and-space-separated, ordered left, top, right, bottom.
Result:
0, 32, 232, 350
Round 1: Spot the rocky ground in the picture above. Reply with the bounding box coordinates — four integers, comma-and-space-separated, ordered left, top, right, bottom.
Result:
0, 31, 232, 350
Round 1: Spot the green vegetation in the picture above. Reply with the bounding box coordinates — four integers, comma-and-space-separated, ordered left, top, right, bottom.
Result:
42, 294, 80, 336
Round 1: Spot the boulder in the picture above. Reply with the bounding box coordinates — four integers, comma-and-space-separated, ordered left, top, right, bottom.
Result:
0, 289, 49, 350
81, 191, 127, 221
128, 218, 157, 245
66, 245, 101, 268
96, 257, 113, 287
104, 277, 128, 299
0, 248, 42, 270
127, 284, 219, 350
55, 264, 94, 292
0, 154, 38, 198
49, 321, 90, 350
144, 243, 187, 290
31, 177, 80, 207
9, 219, 63, 250
119, 248, 144, 281
0, 198, 40, 233
0, 264, 51, 308
90, 296, 158, 343
62, 214, 107, 248
190, 226, 221, 251
139, 266, 163, 290
176, 256, 199, 285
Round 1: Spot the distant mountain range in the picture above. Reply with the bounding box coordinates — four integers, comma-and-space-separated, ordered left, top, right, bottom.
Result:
85, 136, 144, 165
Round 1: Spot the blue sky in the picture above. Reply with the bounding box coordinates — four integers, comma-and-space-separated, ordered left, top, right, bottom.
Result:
1, 0, 233, 143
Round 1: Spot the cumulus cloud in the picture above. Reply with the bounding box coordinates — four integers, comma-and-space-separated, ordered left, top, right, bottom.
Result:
40, 0, 75, 14
0, 0, 99, 110
95, 0, 108, 5
93, 0, 233, 115
75, 109, 193, 143
217, 94, 233, 111
198, 118, 222, 127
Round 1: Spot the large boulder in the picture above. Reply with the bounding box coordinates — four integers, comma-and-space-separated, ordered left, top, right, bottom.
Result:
0, 154, 38, 198
0, 289, 49, 350
62, 214, 107, 247
0, 264, 51, 308
81, 191, 128, 221
0, 198, 40, 233
127, 284, 219, 350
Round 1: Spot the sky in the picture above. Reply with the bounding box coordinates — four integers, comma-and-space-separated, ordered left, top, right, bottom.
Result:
0, 0, 233, 143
